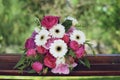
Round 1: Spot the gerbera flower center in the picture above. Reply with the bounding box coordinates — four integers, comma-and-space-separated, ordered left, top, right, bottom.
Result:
55, 29, 60, 33
76, 35, 80, 40
56, 46, 62, 52
40, 35, 44, 40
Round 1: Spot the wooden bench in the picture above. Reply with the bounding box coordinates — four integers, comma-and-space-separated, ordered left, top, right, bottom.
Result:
0, 54, 120, 76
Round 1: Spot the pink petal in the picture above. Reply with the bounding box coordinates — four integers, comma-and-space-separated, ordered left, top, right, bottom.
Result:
51, 64, 70, 74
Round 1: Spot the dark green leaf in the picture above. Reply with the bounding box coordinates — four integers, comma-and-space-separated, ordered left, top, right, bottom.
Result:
84, 58, 90, 68
69, 49, 76, 58
14, 54, 26, 69
17, 64, 27, 70
28, 70, 36, 73
43, 67, 48, 74
79, 59, 85, 66
79, 58, 90, 68
84, 41, 96, 56
34, 17, 41, 27
62, 20, 72, 32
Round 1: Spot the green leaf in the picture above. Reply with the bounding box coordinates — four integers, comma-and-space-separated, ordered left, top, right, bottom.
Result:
84, 58, 90, 68
79, 59, 85, 66
79, 58, 90, 68
69, 49, 76, 58
43, 67, 48, 74
84, 41, 96, 56
34, 17, 41, 27
14, 54, 26, 69
62, 20, 72, 32
17, 64, 27, 70
28, 70, 36, 73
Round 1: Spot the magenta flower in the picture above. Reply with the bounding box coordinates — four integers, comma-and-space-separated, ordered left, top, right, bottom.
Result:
51, 64, 70, 74
31, 31, 38, 39
26, 49, 36, 57
41, 16, 60, 29
32, 62, 43, 73
45, 38, 58, 49
75, 45, 85, 58
36, 46, 47, 54
44, 53, 56, 68
62, 34, 70, 44
69, 41, 79, 51
67, 26, 76, 35
25, 38, 36, 49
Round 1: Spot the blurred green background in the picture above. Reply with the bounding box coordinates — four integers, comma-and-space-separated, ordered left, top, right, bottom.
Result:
0, 0, 120, 54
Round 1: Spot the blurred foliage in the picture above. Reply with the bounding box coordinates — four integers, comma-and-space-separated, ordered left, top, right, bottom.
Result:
0, 0, 120, 54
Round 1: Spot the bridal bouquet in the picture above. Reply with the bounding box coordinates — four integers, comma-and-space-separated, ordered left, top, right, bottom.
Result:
14, 15, 94, 75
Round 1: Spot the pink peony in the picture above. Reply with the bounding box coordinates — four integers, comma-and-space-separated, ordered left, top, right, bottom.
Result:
32, 62, 43, 73
26, 49, 36, 57
75, 45, 85, 58
41, 16, 60, 29
62, 34, 70, 44
25, 38, 36, 49
36, 46, 47, 54
44, 53, 56, 68
69, 41, 79, 51
51, 64, 70, 74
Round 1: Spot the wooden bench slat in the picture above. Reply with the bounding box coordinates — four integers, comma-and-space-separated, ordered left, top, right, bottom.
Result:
0, 54, 120, 76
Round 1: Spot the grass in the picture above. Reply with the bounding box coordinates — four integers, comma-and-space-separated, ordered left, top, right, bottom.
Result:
0, 76, 120, 80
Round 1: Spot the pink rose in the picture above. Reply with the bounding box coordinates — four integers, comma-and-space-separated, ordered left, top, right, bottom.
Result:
69, 41, 79, 51
44, 53, 56, 68
41, 16, 60, 29
75, 45, 85, 58
62, 34, 69, 44
51, 64, 69, 74
25, 38, 36, 49
32, 62, 43, 73
36, 46, 47, 54
26, 49, 36, 57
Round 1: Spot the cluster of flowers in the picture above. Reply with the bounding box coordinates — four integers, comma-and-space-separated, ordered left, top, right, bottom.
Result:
22, 16, 86, 74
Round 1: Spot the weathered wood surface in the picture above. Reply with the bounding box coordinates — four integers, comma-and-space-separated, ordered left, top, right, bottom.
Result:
0, 54, 120, 76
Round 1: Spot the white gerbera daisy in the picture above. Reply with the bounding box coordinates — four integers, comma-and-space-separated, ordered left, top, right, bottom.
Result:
70, 30, 86, 44
49, 24, 65, 38
65, 16, 78, 25
56, 57, 65, 66
34, 29, 49, 46
49, 40, 67, 58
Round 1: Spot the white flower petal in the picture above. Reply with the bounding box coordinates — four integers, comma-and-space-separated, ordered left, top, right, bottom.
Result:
34, 29, 49, 46
49, 24, 65, 38
49, 40, 67, 58
56, 57, 65, 66
70, 30, 86, 44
